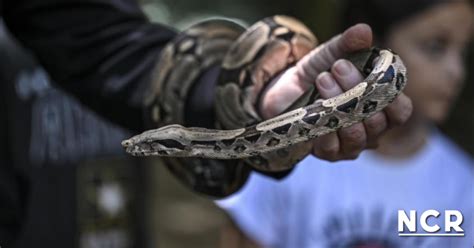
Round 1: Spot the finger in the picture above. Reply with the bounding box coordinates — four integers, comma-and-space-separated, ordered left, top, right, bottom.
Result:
315, 71, 344, 98
312, 134, 340, 162
331, 59, 363, 91
295, 23, 373, 84
338, 123, 367, 159
384, 93, 413, 127
261, 24, 373, 118
259, 67, 307, 119
329, 59, 368, 157
312, 72, 343, 160
363, 112, 387, 148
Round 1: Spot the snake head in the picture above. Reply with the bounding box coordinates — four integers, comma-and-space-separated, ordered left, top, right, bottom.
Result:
122, 132, 188, 157
121, 138, 144, 156
121, 139, 132, 148
121, 136, 158, 156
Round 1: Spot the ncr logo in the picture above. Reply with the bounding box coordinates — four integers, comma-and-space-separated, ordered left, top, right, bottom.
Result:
398, 210, 464, 237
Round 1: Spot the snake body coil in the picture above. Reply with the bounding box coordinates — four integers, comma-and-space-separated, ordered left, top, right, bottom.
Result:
123, 16, 407, 196
123, 49, 406, 160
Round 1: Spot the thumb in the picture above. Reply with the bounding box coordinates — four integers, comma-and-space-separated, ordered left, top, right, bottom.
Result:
295, 23, 373, 84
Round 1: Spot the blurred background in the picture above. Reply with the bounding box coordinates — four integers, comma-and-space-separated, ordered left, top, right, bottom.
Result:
0, 0, 472, 247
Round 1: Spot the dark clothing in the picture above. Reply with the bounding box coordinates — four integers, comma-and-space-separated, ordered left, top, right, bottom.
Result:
0, 22, 147, 247
0, 5, 176, 245
0, 0, 293, 246
2, 0, 177, 132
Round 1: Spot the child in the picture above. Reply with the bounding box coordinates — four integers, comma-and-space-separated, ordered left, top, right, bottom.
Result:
217, 0, 474, 247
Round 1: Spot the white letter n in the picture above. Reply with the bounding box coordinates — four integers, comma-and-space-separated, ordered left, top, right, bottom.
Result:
398, 210, 417, 232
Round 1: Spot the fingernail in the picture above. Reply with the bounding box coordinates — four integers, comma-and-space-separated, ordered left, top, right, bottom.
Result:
334, 60, 352, 76
318, 73, 335, 90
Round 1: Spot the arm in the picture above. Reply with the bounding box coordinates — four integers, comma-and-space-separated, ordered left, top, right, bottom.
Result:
3, 0, 177, 131
1, 1, 290, 196
3, 1, 413, 195
0, 67, 24, 247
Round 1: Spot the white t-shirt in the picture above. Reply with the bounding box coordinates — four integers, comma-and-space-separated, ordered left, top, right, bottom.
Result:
217, 132, 473, 248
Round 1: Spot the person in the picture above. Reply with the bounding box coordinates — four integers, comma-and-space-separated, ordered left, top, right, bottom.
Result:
0, 20, 149, 247
0, 0, 413, 246
217, 0, 474, 247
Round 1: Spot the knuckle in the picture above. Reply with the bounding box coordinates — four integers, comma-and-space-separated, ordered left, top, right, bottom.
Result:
403, 98, 414, 119
365, 113, 386, 132
364, 119, 378, 131
392, 101, 413, 125
389, 95, 413, 126
316, 151, 341, 162
341, 143, 364, 160
342, 126, 366, 145
320, 143, 339, 155
313, 144, 339, 161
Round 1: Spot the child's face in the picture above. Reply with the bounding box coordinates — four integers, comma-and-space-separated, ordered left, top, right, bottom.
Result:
386, 1, 473, 124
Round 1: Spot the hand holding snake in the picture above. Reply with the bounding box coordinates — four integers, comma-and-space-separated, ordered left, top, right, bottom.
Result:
122, 17, 412, 181
259, 24, 412, 162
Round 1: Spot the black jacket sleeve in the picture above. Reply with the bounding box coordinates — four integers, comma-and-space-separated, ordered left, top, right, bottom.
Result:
2, 0, 177, 132
1, 0, 294, 181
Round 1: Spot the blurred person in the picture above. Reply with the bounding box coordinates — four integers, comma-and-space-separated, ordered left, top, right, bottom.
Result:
0, 20, 147, 248
0, 0, 413, 247
217, 0, 474, 247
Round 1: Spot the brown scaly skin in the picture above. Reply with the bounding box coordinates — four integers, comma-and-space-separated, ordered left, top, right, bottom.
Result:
123, 16, 407, 196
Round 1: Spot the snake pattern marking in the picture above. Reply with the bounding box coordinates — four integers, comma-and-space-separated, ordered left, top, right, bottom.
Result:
123, 50, 406, 158
122, 16, 407, 173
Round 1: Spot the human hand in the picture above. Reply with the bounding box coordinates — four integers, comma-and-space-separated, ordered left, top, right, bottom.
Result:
259, 24, 413, 161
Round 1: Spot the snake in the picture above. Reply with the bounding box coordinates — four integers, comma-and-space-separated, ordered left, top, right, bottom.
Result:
122, 16, 407, 193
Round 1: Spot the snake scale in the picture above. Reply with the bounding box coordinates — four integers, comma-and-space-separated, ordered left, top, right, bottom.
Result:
123, 16, 407, 175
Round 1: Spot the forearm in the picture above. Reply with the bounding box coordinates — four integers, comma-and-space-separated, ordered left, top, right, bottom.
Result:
3, 0, 177, 131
